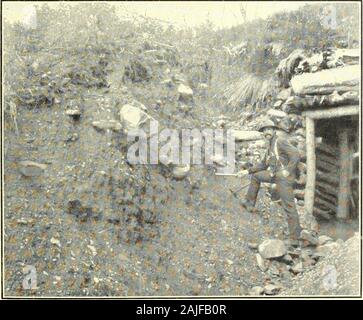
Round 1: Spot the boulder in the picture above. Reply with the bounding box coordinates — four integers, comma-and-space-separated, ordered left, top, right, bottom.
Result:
178, 84, 193, 102
258, 239, 287, 259
119, 104, 151, 132
18, 161, 47, 177
232, 130, 263, 142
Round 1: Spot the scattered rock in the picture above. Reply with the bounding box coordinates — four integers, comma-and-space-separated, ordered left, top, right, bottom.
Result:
178, 84, 193, 102
161, 79, 173, 87
18, 161, 47, 177
302, 258, 316, 267
291, 262, 304, 274
300, 230, 318, 246
87, 245, 97, 256
287, 250, 301, 258
273, 100, 284, 108
256, 253, 267, 272
120, 86, 128, 94
17, 218, 33, 225
282, 254, 294, 265
179, 104, 192, 113
172, 164, 190, 180
119, 104, 151, 131
258, 239, 287, 259
199, 83, 208, 89
249, 286, 264, 295
65, 109, 82, 120
65, 133, 79, 142
264, 283, 281, 295
316, 242, 341, 256
92, 120, 122, 132
267, 109, 288, 119
268, 263, 281, 277
247, 242, 259, 250
50, 237, 61, 247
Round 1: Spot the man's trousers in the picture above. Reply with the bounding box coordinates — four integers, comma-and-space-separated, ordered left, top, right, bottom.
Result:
245, 170, 302, 240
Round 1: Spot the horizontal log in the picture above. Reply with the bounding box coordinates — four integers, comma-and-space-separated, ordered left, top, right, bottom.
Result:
313, 207, 333, 220
316, 170, 339, 186
315, 180, 337, 197
316, 158, 339, 173
303, 105, 359, 119
315, 188, 337, 205
316, 141, 338, 158
316, 153, 339, 166
315, 196, 337, 213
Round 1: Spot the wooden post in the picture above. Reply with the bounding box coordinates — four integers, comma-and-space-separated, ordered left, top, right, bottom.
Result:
337, 129, 350, 220
304, 117, 316, 219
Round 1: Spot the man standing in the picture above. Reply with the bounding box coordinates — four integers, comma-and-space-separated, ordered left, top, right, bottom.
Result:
241, 117, 302, 243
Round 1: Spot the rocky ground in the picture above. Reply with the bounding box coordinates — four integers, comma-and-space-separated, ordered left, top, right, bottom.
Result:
3, 42, 360, 297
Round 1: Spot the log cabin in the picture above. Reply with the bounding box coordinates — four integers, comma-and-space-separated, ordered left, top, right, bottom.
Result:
287, 56, 360, 223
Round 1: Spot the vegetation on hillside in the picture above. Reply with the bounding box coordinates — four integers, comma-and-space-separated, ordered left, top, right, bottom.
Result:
3, 2, 359, 117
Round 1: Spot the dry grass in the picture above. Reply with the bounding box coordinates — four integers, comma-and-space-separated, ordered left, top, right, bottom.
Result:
220, 74, 278, 111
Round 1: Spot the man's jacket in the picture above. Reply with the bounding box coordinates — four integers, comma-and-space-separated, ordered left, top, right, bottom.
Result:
249, 133, 300, 177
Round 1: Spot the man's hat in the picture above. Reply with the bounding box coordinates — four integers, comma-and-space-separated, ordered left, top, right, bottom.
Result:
258, 119, 278, 132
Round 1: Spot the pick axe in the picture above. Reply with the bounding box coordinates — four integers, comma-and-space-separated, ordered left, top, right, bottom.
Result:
214, 170, 251, 199
229, 181, 250, 198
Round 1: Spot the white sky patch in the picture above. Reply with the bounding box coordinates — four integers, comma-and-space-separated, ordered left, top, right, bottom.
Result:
3, 1, 308, 29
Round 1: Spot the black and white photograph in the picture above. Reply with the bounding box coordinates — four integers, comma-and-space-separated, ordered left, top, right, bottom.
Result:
1, 1, 361, 300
